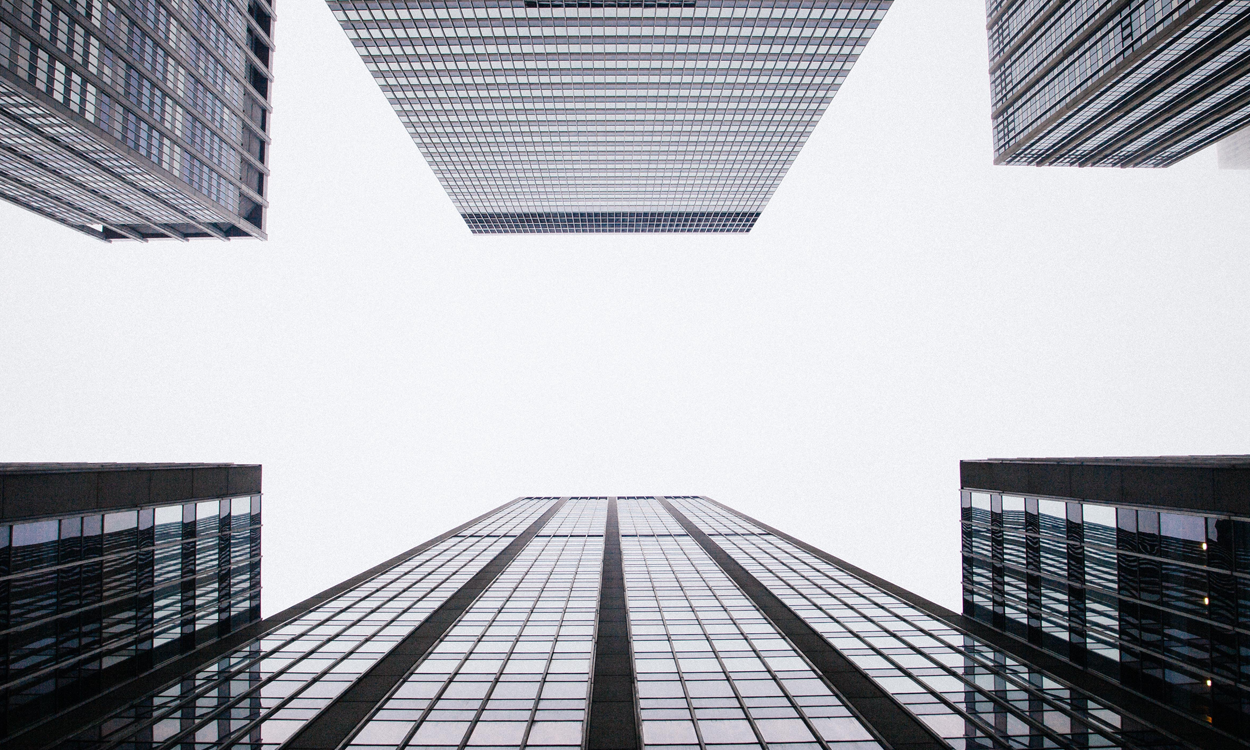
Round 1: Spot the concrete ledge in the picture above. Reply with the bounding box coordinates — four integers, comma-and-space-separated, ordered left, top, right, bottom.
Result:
960, 456, 1250, 515
0, 463, 262, 522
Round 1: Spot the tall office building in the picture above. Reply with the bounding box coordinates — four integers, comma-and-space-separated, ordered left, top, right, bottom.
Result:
986, 1, 1250, 167
11, 495, 1242, 750
961, 457, 1250, 736
0, 0, 274, 240
326, 1, 890, 233
0, 463, 262, 740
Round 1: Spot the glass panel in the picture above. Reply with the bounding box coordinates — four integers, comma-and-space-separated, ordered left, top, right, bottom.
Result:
672, 497, 1185, 750
347, 498, 604, 749
62, 498, 557, 748
621, 498, 879, 750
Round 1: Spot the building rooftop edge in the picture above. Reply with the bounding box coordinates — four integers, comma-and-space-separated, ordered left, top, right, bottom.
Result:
0, 463, 260, 474
960, 456, 1250, 514
965, 455, 1250, 468
0, 464, 263, 523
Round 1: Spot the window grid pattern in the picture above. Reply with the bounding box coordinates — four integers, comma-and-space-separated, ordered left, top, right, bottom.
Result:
619, 496, 687, 537
1069, 28, 1250, 160
621, 497, 882, 750
0, 0, 273, 239
0, 495, 260, 737
987, 0, 1108, 65
671, 497, 1192, 750
62, 498, 557, 749
962, 490, 1250, 736
0, 162, 106, 222
343, 497, 607, 748
986, 0, 1250, 167
326, 0, 890, 233
992, 0, 1201, 153
461, 210, 760, 234
1020, 1, 1250, 166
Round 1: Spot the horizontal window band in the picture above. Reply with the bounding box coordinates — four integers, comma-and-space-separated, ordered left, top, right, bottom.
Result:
461, 210, 759, 233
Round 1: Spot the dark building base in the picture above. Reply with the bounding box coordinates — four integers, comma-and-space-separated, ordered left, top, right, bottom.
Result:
461, 211, 760, 234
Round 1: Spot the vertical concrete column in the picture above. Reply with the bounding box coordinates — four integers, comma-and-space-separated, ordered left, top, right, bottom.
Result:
587, 498, 640, 750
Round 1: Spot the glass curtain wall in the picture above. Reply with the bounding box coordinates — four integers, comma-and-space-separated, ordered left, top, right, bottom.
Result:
0, 0, 275, 237
619, 498, 881, 750
961, 490, 1250, 734
672, 497, 1194, 750
0, 494, 260, 735
325, 0, 892, 233
63, 497, 556, 749
987, 0, 1250, 167
343, 497, 605, 749
43, 495, 1230, 750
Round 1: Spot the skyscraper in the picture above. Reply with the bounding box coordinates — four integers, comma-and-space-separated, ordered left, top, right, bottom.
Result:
0, 0, 274, 240
0, 463, 262, 740
986, 1, 1250, 167
14, 495, 1242, 750
961, 456, 1250, 737
325, 1, 891, 234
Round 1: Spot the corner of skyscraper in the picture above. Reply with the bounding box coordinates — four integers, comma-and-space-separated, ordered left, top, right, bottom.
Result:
327, 1, 892, 234
962, 455, 1250, 741
0, 0, 275, 240
0, 462, 263, 742
985, 1, 1250, 167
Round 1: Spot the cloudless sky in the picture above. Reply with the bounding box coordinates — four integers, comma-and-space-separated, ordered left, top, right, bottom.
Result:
2, 0, 1248, 616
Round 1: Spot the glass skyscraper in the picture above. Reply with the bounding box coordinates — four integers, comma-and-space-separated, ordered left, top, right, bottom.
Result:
325, 1, 891, 234
986, 0, 1250, 167
961, 456, 1250, 738
12, 494, 1242, 750
0, 0, 274, 240
0, 463, 262, 740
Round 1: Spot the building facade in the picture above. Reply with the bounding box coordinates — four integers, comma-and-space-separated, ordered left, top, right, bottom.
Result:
961, 456, 1250, 737
325, 1, 890, 234
0, 0, 274, 240
9, 494, 1241, 750
0, 463, 262, 740
986, 0, 1250, 167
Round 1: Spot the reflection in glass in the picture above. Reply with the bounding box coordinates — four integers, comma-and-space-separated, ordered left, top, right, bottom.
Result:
962, 489, 1250, 734
0, 495, 262, 736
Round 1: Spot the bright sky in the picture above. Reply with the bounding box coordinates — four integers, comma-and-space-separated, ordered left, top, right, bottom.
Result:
2, 0, 1248, 616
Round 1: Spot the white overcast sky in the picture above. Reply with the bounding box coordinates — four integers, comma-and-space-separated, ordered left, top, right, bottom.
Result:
2, 0, 1249, 616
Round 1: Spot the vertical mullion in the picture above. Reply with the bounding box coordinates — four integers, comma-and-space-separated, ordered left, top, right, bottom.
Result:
283, 498, 567, 750
662, 531, 817, 750
659, 497, 949, 750
718, 530, 1094, 750
587, 497, 640, 750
